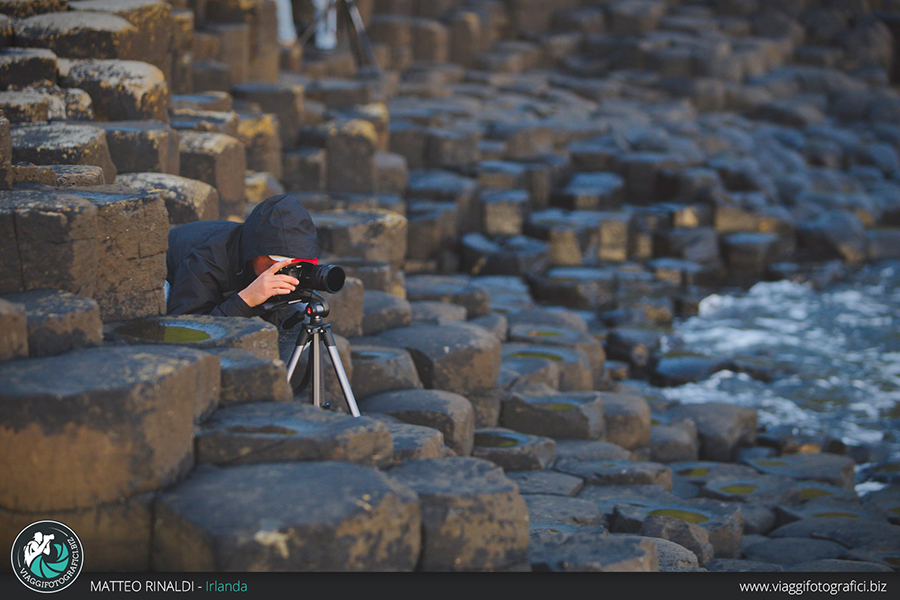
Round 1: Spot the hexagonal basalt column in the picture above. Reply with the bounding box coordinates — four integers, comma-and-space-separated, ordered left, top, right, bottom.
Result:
501, 390, 605, 440
107, 314, 280, 361
502, 343, 593, 391
388, 457, 529, 571
13, 12, 138, 60
360, 388, 474, 457
205, 348, 291, 406
312, 209, 408, 269
472, 427, 556, 471
117, 172, 219, 224
362, 290, 412, 336
178, 131, 246, 219
196, 403, 393, 468
152, 462, 421, 571
349, 345, 423, 400
375, 323, 501, 396
405, 275, 491, 317
0, 298, 28, 360
555, 460, 673, 490
0, 189, 99, 297
64, 184, 168, 321
0, 345, 219, 512
60, 59, 168, 123
508, 324, 606, 386
3, 289, 102, 357
10, 122, 116, 183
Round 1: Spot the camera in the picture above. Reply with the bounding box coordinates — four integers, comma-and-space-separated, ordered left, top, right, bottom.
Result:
269, 261, 346, 305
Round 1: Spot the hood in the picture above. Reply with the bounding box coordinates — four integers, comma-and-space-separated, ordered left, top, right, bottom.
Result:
240, 194, 319, 265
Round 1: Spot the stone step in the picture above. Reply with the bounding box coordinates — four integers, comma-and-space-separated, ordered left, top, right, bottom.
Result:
13, 11, 138, 60
500, 389, 605, 440
361, 290, 412, 336
0, 47, 58, 89
96, 120, 180, 176
205, 348, 291, 406
312, 208, 408, 269
0, 298, 27, 360
195, 402, 393, 468
388, 457, 529, 571
360, 388, 474, 456
0, 188, 99, 298
2, 289, 101, 358
349, 344, 422, 400
366, 414, 446, 463
116, 172, 219, 224
0, 345, 219, 512
60, 58, 168, 123
152, 462, 421, 571
178, 130, 246, 219
472, 427, 556, 471
375, 322, 501, 396
10, 122, 116, 183
170, 107, 239, 136
106, 314, 279, 361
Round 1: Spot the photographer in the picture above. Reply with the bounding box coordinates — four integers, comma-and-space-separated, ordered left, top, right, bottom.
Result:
165, 194, 319, 329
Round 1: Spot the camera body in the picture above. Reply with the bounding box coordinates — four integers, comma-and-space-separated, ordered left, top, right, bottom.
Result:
269, 261, 346, 305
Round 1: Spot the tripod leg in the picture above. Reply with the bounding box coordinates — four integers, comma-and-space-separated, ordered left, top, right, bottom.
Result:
344, 0, 379, 72
322, 330, 361, 417
311, 331, 325, 408
286, 328, 312, 385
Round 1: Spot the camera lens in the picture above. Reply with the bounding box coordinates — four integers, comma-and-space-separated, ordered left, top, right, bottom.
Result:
316, 265, 345, 293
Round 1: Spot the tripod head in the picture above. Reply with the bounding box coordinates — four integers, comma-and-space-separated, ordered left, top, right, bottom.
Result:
264, 290, 330, 331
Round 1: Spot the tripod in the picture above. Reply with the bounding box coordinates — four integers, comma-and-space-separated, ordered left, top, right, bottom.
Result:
296, 0, 380, 74
278, 290, 362, 417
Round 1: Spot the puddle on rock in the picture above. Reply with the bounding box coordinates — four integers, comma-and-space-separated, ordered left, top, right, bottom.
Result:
227, 425, 298, 435
475, 433, 522, 448
799, 488, 834, 500
677, 467, 710, 478
115, 321, 213, 343
509, 351, 565, 363
535, 401, 578, 411
811, 511, 860, 519
719, 484, 759, 494
648, 508, 710, 524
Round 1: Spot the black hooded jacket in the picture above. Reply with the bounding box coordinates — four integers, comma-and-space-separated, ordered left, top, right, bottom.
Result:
166, 194, 319, 325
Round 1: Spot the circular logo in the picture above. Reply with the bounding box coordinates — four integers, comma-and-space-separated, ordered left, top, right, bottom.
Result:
10, 521, 83, 593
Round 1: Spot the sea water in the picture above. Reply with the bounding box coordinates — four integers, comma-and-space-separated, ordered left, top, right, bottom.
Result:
660, 261, 900, 490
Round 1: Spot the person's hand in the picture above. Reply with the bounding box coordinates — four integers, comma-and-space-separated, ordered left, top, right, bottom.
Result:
238, 260, 300, 308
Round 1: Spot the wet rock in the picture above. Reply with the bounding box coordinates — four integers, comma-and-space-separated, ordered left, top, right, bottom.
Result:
605, 328, 662, 376
196, 402, 393, 468
14, 11, 137, 60
556, 460, 673, 490
0, 189, 98, 297
0, 345, 218, 511
178, 131, 246, 219
107, 314, 279, 361
205, 348, 291, 406
797, 210, 868, 263
651, 419, 700, 463
651, 356, 724, 387
743, 537, 848, 567
507, 470, 584, 497
388, 457, 529, 571
360, 388, 474, 456
600, 392, 652, 450
744, 453, 855, 490
530, 532, 657, 572
611, 498, 744, 558
3, 289, 101, 358
116, 172, 219, 224
11, 122, 116, 183
502, 344, 593, 391
640, 514, 714, 566
666, 403, 757, 462
472, 427, 556, 471
525, 494, 606, 528
153, 462, 420, 571
349, 345, 422, 400
313, 209, 407, 269
375, 323, 500, 396
501, 390, 605, 440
